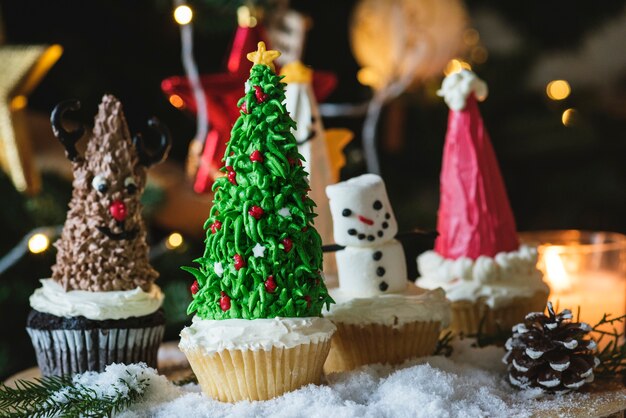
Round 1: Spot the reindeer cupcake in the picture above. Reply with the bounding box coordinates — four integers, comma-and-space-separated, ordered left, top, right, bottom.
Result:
26, 95, 171, 376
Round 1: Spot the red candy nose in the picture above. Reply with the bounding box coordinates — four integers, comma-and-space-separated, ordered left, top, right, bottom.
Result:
110, 200, 128, 222
358, 215, 374, 226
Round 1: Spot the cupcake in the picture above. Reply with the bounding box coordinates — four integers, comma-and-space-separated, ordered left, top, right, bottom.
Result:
26, 95, 171, 376
323, 174, 451, 374
416, 70, 548, 335
178, 42, 335, 403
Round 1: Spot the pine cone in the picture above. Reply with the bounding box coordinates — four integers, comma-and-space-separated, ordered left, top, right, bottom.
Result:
503, 302, 600, 393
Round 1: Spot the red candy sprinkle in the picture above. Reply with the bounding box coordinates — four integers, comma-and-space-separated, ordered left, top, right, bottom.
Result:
248, 205, 264, 220
254, 85, 268, 103
250, 150, 264, 162
220, 291, 231, 311
210, 220, 222, 234
240, 101, 248, 114
301, 226, 308, 232
190, 280, 199, 295
287, 156, 303, 166
282, 237, 293, 253
304, 295, 311, 309
234, 254, 246, 270
265, 275, 277, 293
226, 166, 237, 185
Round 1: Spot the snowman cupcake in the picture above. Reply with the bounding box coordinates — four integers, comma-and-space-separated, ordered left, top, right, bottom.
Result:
323, 174, 450, 373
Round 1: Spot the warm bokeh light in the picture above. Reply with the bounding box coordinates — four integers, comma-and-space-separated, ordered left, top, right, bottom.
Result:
463, 28, 480, 46
166, 232, 184, 250
174, 5, 193, 25
10, 95, 28, 111
356, 67, 381, 88
169, 94, 184, 109
443, 59, 471, 76
470, 46, 488, 64
28, 233, 50, 254
546, 80, 571, 101
562, 108, 578, 127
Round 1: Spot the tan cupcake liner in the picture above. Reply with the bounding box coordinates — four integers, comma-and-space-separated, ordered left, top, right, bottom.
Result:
181, 339, 331, 402
324, 320, 442, 374
449, 291, 548, 336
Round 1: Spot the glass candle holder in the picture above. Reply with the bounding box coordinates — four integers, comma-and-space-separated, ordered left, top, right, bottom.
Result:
519, 230, 626, 332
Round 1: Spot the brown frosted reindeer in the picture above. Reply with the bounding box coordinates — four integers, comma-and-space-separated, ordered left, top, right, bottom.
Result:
50, 95, 171, 292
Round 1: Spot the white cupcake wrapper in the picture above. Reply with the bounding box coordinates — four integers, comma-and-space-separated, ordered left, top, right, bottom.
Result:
27, 326, 164, 376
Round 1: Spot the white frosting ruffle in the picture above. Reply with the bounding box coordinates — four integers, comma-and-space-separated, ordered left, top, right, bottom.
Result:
29, 279, 164, 320
326, 288, 450, 328
416, 245, 549, 308
437, 70, 488, 111
179, 316, 336, 354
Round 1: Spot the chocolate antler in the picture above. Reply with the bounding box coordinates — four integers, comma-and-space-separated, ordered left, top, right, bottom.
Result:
51, 99, 85, 162
133, 117, 172, 167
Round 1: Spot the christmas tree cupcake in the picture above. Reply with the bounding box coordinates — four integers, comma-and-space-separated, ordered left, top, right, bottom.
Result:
178, 43, 336, 402
26, 95, 171, 376
323, 174, 450, 373
416, 70, 549, 334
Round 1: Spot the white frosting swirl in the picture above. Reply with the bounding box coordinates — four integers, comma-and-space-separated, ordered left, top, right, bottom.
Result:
29, 279, 164, 320
437, 70, 488, 111
416, 245, 549, 308
179, 317, 336, 354
326, 288, 450, 328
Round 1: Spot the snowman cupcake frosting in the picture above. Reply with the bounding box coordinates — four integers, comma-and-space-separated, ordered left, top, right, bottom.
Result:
323, 174, 450, 373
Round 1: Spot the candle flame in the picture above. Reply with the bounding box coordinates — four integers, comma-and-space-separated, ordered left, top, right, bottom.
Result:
543, 248, 572, 293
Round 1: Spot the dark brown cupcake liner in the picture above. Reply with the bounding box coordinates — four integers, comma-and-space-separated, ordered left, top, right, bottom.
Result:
26, 309, 165, 376
27, 325, 165, 376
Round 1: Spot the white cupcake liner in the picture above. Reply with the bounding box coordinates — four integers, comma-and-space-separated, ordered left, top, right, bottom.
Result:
27, 325, 164, 376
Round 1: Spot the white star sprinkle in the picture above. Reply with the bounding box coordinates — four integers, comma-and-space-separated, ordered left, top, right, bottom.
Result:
252, 243, 266, 258
214, 262, 224, 277
278, 207, 291, 217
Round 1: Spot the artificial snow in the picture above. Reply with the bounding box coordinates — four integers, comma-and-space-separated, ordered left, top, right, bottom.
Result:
68, 340, 621, 418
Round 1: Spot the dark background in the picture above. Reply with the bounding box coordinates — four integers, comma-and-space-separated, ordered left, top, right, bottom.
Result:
1, 0, 625, 379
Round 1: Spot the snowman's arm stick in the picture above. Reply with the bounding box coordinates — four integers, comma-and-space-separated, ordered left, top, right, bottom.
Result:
321, 229, 438, 253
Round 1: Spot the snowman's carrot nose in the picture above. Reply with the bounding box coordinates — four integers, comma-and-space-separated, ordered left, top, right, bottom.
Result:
358, 215, 374, 225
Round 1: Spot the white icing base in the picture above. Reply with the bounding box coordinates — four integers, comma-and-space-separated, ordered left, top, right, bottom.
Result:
29, 279, 164, 321
179, 317, 336, 354
326, 287, 450, 328
416, 245, 549, 308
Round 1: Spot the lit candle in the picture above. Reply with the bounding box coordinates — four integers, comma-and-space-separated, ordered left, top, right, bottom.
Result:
526, 231, 626, 341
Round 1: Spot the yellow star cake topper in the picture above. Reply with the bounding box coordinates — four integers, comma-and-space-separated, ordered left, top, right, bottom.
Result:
246, 42, 281, 72
280, 61, 313, 84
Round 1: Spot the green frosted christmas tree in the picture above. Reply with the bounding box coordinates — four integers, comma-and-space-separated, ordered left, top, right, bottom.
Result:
183, 42, 333, 320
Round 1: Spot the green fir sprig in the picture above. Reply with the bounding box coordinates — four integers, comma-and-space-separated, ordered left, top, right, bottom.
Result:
0, 371, 149, 418
592, 312, 626, 383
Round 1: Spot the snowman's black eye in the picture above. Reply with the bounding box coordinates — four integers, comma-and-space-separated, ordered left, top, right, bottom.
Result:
342, 209, 352, 217
373, 200, 383, 210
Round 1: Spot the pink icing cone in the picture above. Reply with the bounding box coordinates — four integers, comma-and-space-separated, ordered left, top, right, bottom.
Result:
434, 94, 519, 260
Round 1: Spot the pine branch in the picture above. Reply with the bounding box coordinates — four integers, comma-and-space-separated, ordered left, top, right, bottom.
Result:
592, 312, 626, 382
434, 330, 455, 357
173, 374, 198, 386
0, 371, 149, 418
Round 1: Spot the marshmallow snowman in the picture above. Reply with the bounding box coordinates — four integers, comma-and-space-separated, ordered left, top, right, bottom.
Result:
326, 174, 407, 297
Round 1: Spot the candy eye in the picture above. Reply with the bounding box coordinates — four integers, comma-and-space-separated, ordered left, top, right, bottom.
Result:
124, 176, 137, 195
342, 208, 352, 217
373, 200, 383, 210
91, 175, 108, 194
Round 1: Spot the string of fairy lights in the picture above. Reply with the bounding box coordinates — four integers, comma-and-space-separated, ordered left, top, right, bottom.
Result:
0, 7, 578, 277
0, 227, 187, 277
